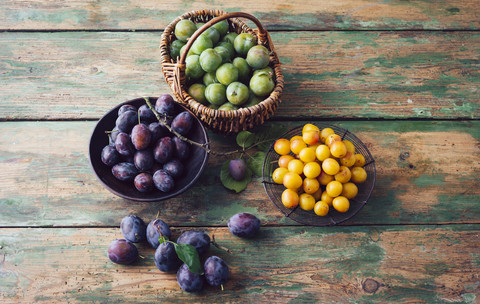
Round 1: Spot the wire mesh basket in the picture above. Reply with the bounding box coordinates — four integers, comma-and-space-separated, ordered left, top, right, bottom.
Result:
262, 123, 376, 226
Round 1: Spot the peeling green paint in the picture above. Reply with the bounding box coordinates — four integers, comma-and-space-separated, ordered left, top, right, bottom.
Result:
424, 262, 450, 276
411, 174, 445, 188
446, 7, 460, 15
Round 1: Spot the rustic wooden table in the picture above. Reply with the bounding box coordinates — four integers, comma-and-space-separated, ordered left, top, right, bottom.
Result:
1, 1, 479, 303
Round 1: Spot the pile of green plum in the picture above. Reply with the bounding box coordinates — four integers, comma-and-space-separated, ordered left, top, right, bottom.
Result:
170, 18, 275, 111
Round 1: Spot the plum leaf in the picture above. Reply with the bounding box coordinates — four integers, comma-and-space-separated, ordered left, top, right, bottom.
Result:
220, 160, 252, 193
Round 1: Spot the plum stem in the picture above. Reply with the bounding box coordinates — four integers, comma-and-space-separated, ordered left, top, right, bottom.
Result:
210, 234, 232, 254
145, 97, 247, 157
145, 97, 277, 158
145, 97, 211, 150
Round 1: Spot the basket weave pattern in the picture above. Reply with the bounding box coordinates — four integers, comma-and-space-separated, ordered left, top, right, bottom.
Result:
160, 9, 284, 134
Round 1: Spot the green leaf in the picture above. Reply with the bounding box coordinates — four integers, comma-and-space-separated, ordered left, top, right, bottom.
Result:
158, 235, 168, 245
254, 124, 290, 151
247, 151, 266, 177
173, 243, 203, 275
236, 131, 255, 149
220, 160, 252, 193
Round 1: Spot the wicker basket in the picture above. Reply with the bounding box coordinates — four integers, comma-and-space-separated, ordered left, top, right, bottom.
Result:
160, 10, 284, 135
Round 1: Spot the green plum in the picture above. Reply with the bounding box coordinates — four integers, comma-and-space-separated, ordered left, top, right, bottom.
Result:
226, 82, 249, 105
232, 57, 251, 83
188, 83, 207, 104
216, 63, 239, 86
222, 32, 238, 45
213, 20, 229, 36
203, 72, 218, 86
175, 19, 197, 42
195, 22, 205, 30
234, 33, 257, 57
253, 66, 274, 77
205, 83, 227, 105
180, 44, 196, 57
217, 42, 235, 60
249, 71, 274, 97
185, 55, 204, 79
199, 48, 222, 72
213, 46, 231, 63
246, 45, 270, 69
191, 34, 213, 55
218, 103, 239, 111
170, 40, 186, 60
207, 103, 220, 110
203, 27, 220, 45
243, 91, 263, 107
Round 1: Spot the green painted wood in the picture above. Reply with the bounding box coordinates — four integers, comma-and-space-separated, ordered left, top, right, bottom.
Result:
0, 225, 478, 303
0, 0, 478, 31
0, 120, 478, 227
0, 31, 479, 120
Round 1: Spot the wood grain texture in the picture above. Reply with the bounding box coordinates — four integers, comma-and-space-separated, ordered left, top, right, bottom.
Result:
0, 120, 478, 227
0, 0, 478, 31
0, 31, 479, 120
0, 226, 478, 303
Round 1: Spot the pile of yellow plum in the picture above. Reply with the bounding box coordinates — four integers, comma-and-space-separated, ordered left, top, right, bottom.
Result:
271, 124, 367, 216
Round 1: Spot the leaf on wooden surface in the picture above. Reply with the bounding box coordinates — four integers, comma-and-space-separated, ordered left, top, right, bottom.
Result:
173, 243, 203, 275
247, 151, 266, 177
253, 124, 290, 151
220, 160, 252, 193
158, 235, 168, 245
236, 131, 255, 149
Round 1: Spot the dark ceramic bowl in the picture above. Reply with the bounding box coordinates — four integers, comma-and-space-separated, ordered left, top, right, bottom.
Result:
89, 97, 209, 202
262, 123, 375, 226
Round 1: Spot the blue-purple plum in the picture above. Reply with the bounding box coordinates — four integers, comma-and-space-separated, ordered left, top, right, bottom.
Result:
107, 239, 138, 265
120, 215, 147, 243
228, 212, 260, 238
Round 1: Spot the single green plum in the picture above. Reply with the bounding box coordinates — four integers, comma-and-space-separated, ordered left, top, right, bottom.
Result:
188, 83, 207, 104
234, 33, 257, 57
249, 71, 274, 97
232, 57, 251, 83
170, 40, 186, 60
175, 20, 197, 42
205, 83, 227, 105
222, 32, 238, 45
191, 34, 213, 55
203, 72, 218, 86
226, 82, 249, 105
246, 45, 270, 69
199, 48, 222, 72
213, 20, 229, 36
218, 103, 239, 111
185, 55, 204, 79
216, 63, 239, 86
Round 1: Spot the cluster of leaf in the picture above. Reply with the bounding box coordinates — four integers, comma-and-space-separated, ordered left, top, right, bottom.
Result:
220, 125, 288, 193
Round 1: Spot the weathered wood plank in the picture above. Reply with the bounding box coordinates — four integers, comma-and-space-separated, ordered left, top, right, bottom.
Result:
0, 31, 479, 120
0, 226, 478, 303
0, 120, 479, 227
0, 0, 478, 30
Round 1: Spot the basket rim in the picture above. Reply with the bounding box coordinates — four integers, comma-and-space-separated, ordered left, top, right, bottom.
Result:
159, 9, 284, 134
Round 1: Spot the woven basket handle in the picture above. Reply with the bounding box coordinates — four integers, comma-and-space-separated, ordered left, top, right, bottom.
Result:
178, 12, 272, 64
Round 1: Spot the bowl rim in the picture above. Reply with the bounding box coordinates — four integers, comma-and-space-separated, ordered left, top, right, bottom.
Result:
88, 97, 210, 202
262, 123, 376, 226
